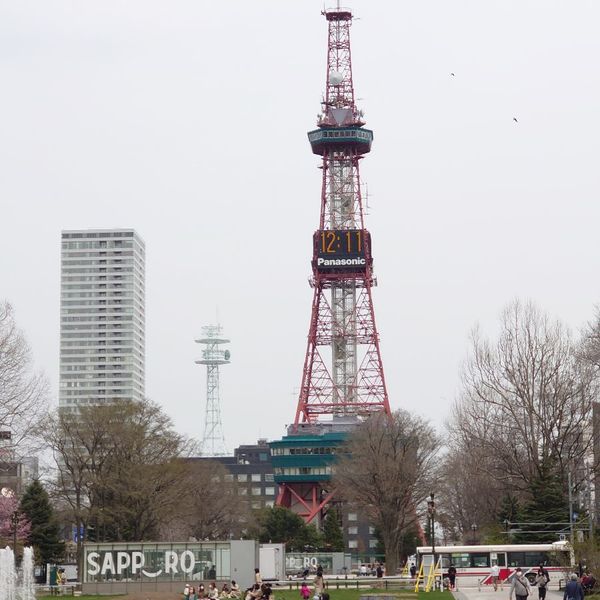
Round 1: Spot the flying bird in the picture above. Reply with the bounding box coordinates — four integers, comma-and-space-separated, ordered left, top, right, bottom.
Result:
450, 72, 455, 76
513, 117, 518, 123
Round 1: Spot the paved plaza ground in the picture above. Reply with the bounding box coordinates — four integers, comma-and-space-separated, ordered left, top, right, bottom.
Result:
453, 585, 564, 600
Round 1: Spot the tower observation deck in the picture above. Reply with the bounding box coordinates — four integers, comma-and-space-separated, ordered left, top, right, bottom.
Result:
272, 6, 391, 525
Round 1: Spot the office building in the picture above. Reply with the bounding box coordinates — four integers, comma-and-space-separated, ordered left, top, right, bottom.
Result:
193, 439, 277, 512
59, 229, 145, 409
0, 430, 39, 495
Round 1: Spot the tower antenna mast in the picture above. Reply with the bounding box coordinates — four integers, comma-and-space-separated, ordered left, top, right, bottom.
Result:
195, 324, 231, 456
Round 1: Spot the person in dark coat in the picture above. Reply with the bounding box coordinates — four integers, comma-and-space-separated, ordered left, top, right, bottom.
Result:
447, 565, 457, 590
564, 573, 584, 600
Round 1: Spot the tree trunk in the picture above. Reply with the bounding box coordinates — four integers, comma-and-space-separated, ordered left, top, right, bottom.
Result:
382, 529, 400, 575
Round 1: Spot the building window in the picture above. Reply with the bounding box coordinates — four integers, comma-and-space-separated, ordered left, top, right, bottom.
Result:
348, 540, 358, 549
224, 474, 233, 482
369, 526, 376, 535
265, 473, 274, 482
259, 453, 268, 461
348, 513, 357, 521
237, 474, 248, 482
264, 487, 275, 496
348, 526, 358, 535
251, 474, 261, 482
265, 500, 274, 508
251, 501, 262, 510
238, 488, 248, 496
369, 539, 378, 548
251, 487, 262, 496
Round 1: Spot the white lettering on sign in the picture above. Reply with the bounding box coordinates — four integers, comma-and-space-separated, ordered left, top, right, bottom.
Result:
165, 551, 178, 574
141, 566, 163, 578
132, 552, 144, 574
87, 550, 203, 578
87, 552, 100, 576
180, 551, 195, 574
317, 257, 366, 267
101, 553, 115, 575
303, 557, 319, 568
117, 552, 131, 574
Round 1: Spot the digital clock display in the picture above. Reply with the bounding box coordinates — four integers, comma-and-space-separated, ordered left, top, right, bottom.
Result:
313, 229, 371, 273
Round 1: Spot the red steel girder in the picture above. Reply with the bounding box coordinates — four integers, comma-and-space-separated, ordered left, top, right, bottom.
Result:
276, 482, 336, 525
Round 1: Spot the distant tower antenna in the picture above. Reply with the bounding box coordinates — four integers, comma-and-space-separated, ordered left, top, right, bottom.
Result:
195, 324, 231, 456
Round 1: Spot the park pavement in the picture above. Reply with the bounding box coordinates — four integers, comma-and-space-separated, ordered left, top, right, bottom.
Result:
453, 586, 564, 600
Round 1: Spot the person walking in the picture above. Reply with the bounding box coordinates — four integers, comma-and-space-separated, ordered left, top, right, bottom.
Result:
447, 565, 457, 591
314, 572, 324, 595
510, 568, 531, 600
490, 563, 500, 591
535, 568, 548, 600
563, 573, 584, 600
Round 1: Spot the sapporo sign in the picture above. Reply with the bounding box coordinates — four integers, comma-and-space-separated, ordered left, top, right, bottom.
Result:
86, 550, 202, 578
285, 553, 333, 572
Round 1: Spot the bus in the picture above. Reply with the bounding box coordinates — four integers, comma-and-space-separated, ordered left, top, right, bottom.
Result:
416, 542, 574, 587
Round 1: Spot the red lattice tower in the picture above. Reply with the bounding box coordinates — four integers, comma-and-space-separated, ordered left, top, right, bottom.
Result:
295, 7, 390, 426
273, 7, 390, 525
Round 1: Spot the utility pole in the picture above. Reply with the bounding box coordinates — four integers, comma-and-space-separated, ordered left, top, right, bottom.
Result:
568, 471, 574, 545
587, 465, 593, 538
11, 509, 19, 557
428, 493, 436, 562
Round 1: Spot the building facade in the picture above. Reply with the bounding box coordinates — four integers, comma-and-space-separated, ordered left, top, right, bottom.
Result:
0, 430, 39, 495
193, 440, 277, 512
270, 427, 379, 558
60, 229, 145, 409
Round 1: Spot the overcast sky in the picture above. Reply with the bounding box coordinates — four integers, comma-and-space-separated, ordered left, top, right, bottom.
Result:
2, 1, 600, 452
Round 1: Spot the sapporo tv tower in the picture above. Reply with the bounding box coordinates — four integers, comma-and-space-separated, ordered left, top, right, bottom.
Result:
270, 5, 391, 525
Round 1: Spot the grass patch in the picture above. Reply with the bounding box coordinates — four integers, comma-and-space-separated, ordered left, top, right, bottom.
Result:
273, 588, 451, 600
37, 596, 125, 600
36, 588, 452, 600
420, 593, 453, 600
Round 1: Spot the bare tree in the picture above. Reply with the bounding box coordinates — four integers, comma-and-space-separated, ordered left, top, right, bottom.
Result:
449, 300, 597, 493
437, 444, 508, 542
333, 410, 441, 575
0, 302, 48, 454
581, 307, 600, 369
162, 460, 251, 541
41, 399, 195, 570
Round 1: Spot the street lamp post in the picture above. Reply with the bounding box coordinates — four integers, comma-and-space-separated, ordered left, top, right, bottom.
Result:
471, 523, 478, 545
11, 510, 19, 554
427, 493, 436, 567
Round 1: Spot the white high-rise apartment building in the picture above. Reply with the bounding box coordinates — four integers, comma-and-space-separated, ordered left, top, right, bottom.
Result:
59, 229, 145, 409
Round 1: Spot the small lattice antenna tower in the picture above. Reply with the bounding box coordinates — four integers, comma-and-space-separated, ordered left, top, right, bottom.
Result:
195, 324, 231, 456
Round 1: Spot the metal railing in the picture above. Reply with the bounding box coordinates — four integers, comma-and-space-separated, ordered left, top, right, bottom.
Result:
273, 577, 416, 591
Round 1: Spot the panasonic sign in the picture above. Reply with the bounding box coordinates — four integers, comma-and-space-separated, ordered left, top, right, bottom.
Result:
317, 257, 366, 267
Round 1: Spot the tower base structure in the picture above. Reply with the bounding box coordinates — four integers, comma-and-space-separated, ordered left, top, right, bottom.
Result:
270, 418, 358, 525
